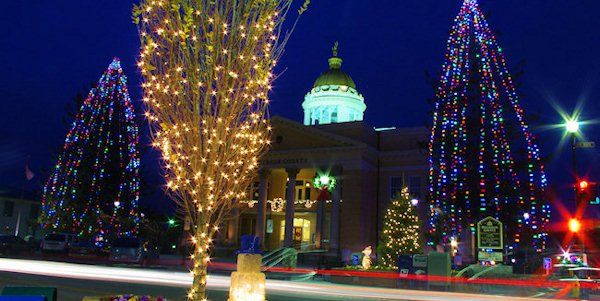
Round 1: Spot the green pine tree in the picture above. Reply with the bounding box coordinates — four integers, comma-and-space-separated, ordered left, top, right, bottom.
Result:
377, 187, 422, 268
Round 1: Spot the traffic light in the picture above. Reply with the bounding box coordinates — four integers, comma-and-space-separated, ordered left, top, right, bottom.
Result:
576, 180, 597, 204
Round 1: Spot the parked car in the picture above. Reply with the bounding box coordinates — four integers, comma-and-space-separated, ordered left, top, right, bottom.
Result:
109, 237, 159, 264
0, 235, 33, 256
68, 239, 102, 258
41, 233, 76, 253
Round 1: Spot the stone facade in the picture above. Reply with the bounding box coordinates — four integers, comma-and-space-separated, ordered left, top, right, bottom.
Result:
222, 116, 428, 261
216, 45, 428, 262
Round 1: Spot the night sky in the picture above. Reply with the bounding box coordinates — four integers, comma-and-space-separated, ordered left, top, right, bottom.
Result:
1, 1, 598, 212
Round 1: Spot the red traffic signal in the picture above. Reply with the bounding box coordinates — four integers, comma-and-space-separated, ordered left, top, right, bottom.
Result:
576, 180, 597, 204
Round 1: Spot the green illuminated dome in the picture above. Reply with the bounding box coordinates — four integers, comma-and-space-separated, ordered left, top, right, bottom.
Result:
313, 57, 356, 89
302, 42, 366, 126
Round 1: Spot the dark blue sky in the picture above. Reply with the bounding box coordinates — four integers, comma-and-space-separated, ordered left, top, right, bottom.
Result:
1, 1, 598, 209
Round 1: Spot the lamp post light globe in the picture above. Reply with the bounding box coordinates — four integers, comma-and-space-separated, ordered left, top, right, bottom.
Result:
410, 198, 419, 206
319, 175, 330, 186
565, 120, 580, 133
313, 173, 336, 190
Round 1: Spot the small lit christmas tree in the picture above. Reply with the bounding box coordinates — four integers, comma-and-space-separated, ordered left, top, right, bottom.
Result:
42, 58, 140, 241
377, 187, 421, 269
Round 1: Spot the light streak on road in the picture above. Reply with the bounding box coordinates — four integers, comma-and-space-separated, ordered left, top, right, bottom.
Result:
0, 258, 555, 301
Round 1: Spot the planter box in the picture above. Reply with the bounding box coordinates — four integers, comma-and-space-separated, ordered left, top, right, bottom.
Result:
1, 287, 57, 301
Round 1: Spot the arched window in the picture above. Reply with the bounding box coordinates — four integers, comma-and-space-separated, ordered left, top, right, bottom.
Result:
331, 107, 338, 123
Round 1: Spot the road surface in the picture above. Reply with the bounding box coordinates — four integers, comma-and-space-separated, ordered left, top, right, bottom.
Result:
0, 258, 556, 301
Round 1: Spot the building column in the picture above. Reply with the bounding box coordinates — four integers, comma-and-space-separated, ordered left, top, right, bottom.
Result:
315, 166, 327, 250
255, 169, 270, 248
316, 193, 326, 249
284, 168, 300, 247
329, 166, 343, 254
227, 205, 240, 245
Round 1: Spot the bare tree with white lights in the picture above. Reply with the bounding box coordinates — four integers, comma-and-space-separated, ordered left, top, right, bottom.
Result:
133, 0, 308, 299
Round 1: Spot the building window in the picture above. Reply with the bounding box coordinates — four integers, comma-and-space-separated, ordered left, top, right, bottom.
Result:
29, 204, 40, 220
305, 184, 311, 199
3, 201, 14, 217
408, 176, 422, 199
294, 180, 311, 201
331, 108, 338, 123
390, 177, 403, 199
249, 181, 260, 200
280, 218, 311, 243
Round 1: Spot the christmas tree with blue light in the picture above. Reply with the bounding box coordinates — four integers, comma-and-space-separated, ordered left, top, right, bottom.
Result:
42, 58, 140, 241
428, 0, 549, 252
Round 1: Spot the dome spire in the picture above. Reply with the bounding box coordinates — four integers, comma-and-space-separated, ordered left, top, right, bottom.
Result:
332, 41, 339, 57
328, 41, 342, 69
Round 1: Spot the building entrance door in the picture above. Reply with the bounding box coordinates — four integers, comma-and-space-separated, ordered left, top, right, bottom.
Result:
280, 217, 315, 250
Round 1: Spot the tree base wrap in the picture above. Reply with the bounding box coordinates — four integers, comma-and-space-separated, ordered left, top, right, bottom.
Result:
228, 254, 266, 301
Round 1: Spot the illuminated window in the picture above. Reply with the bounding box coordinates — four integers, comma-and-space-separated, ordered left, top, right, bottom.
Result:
280, 218, 311, 242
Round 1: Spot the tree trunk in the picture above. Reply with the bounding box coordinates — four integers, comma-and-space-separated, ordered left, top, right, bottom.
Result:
189, 253, 208, 301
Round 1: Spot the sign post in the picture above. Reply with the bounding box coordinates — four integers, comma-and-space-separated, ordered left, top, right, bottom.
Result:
477, 216, 503, 263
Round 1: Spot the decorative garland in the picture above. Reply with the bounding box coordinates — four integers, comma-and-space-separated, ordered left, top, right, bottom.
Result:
241, 198, 331, 212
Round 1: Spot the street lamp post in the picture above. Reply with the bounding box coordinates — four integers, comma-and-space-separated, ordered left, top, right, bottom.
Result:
565, 119, 585, 253
565, 119, 580, 184
313, 174, 335, 250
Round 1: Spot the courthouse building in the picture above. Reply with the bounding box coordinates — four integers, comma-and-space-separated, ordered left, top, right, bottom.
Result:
219, 47, 429, 260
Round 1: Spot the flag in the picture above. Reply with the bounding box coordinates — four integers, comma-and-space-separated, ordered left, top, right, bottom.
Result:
25, 160, 35, 180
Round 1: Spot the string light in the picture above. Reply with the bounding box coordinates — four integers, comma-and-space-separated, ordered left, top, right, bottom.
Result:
428, 0, 548, 252
132, 0, 300, 299
41, 58, 140, 241
378, 187, 421, 269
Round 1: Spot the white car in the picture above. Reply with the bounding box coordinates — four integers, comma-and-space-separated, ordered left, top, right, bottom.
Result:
41, 233, 76, 253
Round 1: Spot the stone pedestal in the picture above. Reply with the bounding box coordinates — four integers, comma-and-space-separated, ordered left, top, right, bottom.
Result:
228, 254, 266, 301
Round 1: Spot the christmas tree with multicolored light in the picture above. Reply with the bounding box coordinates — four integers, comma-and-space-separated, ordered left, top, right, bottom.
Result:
428, 0, 549, 252
378, 187, 421, 269
42, 58, 140, 241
